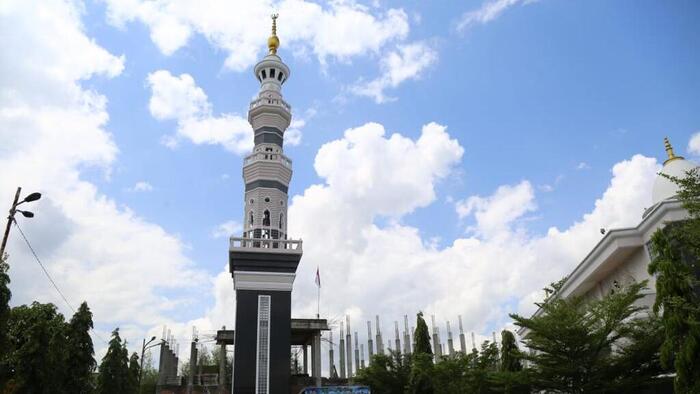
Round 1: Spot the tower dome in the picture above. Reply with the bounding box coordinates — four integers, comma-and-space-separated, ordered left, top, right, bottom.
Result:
652, 137, 697, 204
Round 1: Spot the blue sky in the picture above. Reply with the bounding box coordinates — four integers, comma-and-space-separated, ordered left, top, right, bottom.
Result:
2, 0, 699, 355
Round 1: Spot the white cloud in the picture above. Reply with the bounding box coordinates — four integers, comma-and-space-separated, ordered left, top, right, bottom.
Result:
455, 181, 536, 237
457, 0, 532, 32
257, 121, 662, 354
350, 41, 437, 103
576, 161, 591, 170
1, 0, 207, 353
103, 0, 409, 71
687, 131, 700, 156
127, 181, 153, 192
285, 119, 304, 146
212, 220, 242, 238
147, 70, 254, 154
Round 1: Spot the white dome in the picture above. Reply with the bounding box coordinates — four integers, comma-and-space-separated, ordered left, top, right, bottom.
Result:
652, 157, 697, 204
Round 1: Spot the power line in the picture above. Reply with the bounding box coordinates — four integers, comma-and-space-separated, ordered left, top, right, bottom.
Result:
12, 218, 108, 344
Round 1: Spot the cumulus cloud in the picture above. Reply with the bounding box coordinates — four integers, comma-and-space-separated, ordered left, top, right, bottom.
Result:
456, 181, 536, 238
103, 0, 409, 71
147, 70, 254, 154
457, 0, 534, 32
350, 41, 437, 103
0, 0, 207, 354
687, 131, 700, 156
265, 121, 660, 356
212, 220, 242, 239
127, 181, 153, 192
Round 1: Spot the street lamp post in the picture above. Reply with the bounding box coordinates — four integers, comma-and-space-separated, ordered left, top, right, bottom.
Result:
1, 187, 41, 257
138, 336, 159, 392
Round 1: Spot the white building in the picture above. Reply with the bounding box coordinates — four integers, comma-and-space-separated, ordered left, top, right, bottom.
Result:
519, 138, 697, 336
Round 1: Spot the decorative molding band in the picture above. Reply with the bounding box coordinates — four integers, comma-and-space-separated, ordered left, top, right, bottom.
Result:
233, 270, 296, 291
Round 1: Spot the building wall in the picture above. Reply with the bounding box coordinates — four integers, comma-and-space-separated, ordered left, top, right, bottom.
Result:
233, 290, 291, 394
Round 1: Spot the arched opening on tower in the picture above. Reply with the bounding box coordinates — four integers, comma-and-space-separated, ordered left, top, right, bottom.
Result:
249, 211, 254, 227
263, 210, 271, 226
279, 213, 284, 229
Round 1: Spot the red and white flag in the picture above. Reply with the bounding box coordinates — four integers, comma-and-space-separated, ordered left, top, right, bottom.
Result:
315, 266, 321, 288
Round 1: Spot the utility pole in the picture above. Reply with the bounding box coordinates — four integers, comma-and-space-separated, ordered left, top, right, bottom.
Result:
0, 187, 21, 257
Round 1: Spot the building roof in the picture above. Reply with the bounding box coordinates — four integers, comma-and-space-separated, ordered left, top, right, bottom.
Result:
517, 198, 686, 337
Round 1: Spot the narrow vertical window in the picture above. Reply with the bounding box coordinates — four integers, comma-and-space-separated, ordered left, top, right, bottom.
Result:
256, 295, 271, 394
269, 68, 276, 79
279, 213, 284, 229
249, 211, 254, 227
263, 210, 270, 226
261, 69, 267, 79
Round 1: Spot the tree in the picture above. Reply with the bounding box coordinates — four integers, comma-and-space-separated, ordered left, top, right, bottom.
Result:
65, 302, 96, 393
407, 312, 434, 394
138, 351, 159, 394
128, 352, 140, 393
412, 312, 432, 356
3, 301, 70, 393
97, 328, 132, 394
511, 280, 666, 393
0, 253, 11, 386
489, 330, 529, 394
499, 330, 521, 372
354, 351, 411, 394
648, 168, 700, 393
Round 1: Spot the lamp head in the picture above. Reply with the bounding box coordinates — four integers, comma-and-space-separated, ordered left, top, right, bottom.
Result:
19, 210, 34, 218
23, 192, 41, 203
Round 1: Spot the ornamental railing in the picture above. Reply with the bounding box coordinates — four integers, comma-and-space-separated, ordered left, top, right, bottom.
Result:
249, 96, 291, 112
243, 152, 292, 168
230, 237, 302, 253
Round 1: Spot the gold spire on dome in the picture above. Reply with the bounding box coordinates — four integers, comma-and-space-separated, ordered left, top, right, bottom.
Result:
268, 13, 280, 54
664, 137, 683, 164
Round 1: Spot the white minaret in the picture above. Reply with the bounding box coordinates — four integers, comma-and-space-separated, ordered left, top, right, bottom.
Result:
242, 14, 293, 243
230, 15, 303, 393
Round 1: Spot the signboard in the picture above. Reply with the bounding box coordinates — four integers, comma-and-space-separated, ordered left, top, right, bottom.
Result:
300, 386, 371, 394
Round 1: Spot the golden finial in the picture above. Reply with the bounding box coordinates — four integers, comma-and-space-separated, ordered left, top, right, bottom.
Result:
268, 13, 279, 54
663, 137, 683, 164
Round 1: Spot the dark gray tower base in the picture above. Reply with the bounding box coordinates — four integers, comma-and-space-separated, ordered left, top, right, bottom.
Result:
230, 245, 302, 394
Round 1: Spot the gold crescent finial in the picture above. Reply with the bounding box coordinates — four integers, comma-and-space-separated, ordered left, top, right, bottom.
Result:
663, 137, 683, 164
268, 13, 279, 54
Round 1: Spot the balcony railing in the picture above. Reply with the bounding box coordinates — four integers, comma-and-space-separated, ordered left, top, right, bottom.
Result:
230, 237, 303, 253
250, 96, 291, 112
243, 152, 292, 168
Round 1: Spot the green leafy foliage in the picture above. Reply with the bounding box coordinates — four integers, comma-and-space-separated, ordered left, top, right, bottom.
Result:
355, 351, 411, 394
97, 328, 133, 394
407, 312, 434, 393
3, 302, 70, 393
65, 302, 96, 393
0, 254, 11, 386
511, 280, 667, 393
128, 352, 140, 393
648, 168, 700, 393
412, 312, 432, 356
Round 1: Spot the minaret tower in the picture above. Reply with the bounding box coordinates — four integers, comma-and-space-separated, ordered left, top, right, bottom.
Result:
243, 13, 292, 242
229, 15, 302, 394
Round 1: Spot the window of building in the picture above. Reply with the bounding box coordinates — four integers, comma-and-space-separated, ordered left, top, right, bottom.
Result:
269, 68, 276, 79
263, 210, 270, 226
249, 211, 254, 226
261, 69, 267, 79
256, 295, 271, 394
277, 72, 284, 82
264, 197, 270, 203
279, 213, 284, 229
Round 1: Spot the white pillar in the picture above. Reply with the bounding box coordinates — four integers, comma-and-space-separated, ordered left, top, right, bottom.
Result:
312, 333, 321, 386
